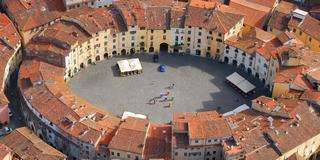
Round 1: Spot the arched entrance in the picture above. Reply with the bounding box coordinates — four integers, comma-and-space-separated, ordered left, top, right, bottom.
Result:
87, 59, 92, 65
95, 55, 100, 61
73, 67, 77, 74
121, 49, 126, 55
160, 43, 169, 53
206, 52, 211, 58
239, 63, 245, 70
232, 60, 237, 66
196, 49, 201, 56
80, 63, 84, 69
130, 48, 135, 54
224, 57, 229, 64
112, 51, 117, 55
255, 73, 260, 79
149, 47, 155, 53
247, 68, 252, 75
104, 53, 108, 59
186, 49, 191, 54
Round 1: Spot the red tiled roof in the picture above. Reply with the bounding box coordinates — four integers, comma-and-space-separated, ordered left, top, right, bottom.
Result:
0, 143, 11, 160
0, 127, 66, 160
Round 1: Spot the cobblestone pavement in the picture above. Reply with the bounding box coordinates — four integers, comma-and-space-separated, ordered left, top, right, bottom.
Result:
68, 53, 263, 123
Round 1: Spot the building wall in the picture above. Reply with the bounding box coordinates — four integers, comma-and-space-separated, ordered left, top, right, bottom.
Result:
272, 82, 290, 98
276, 133, 320, 160
18, 90, 101, 160
291, 28, 320, 52
109, 149, 142, 160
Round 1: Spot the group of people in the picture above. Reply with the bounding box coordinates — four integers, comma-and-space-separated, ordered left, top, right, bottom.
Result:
148, 83, 175, 108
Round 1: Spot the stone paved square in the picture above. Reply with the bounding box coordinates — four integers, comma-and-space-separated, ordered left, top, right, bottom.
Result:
68, 53, 252, 123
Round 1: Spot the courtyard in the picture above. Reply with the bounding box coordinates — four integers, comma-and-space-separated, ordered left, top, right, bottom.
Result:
68, 53, 264, 123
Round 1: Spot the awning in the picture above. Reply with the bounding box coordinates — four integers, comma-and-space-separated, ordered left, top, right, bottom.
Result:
222, 104, 250, 117
226, 72, 256, 94
117, 58, 142, 73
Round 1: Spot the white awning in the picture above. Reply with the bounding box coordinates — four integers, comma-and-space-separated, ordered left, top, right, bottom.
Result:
222, 104, 250, 117
226, 72, 256, 94
117, 58, 142, 73
122, 111, 147, 120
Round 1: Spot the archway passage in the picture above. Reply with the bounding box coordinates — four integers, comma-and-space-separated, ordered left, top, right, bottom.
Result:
121, 49, 126, 55
104, 53, 108, 59
232, 60, 237, 66
160, 43, 168, 53
88, 59, 92, 65
247, 68, 252, 75
96, 55, 101, 61
224, 57, 229, 64
130, 48, 135, 54
149, 47, 155, 53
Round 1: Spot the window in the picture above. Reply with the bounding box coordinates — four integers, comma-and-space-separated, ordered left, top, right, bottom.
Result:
293, 28, 296, 32
117, 153, 120, 156
122, 32, 125, 36
213, 151, 216, 154
299, 31, 302, 35
122, 37, 125, 41
209, 31, 212, 35
184, 153, 187, 156
131, 43, 135, 47
127, 154, 131, 158
207, 47, 211, 51
187, 37, 191, 42
163, 35, 166, 40
309, 37, 312, 42
113, 39, 116, 43
140, 27, 145, 30
151, 30, 154, 33
195, 140, 199, 143
150, 36, 153, 40
141, 36, 144, 39
175, 152, 178, 156
188, 30, 191, 34
163, 30, 166, 33
216, 49, 220, 53
197, 39, 201, 43
198, 32, 202, 36
199, 27, 202, 30
218, 33, 222, 37
208, 139, 211, 143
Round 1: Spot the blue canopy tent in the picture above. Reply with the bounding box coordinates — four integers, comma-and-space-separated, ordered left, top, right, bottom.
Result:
158, 64, 167, 72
